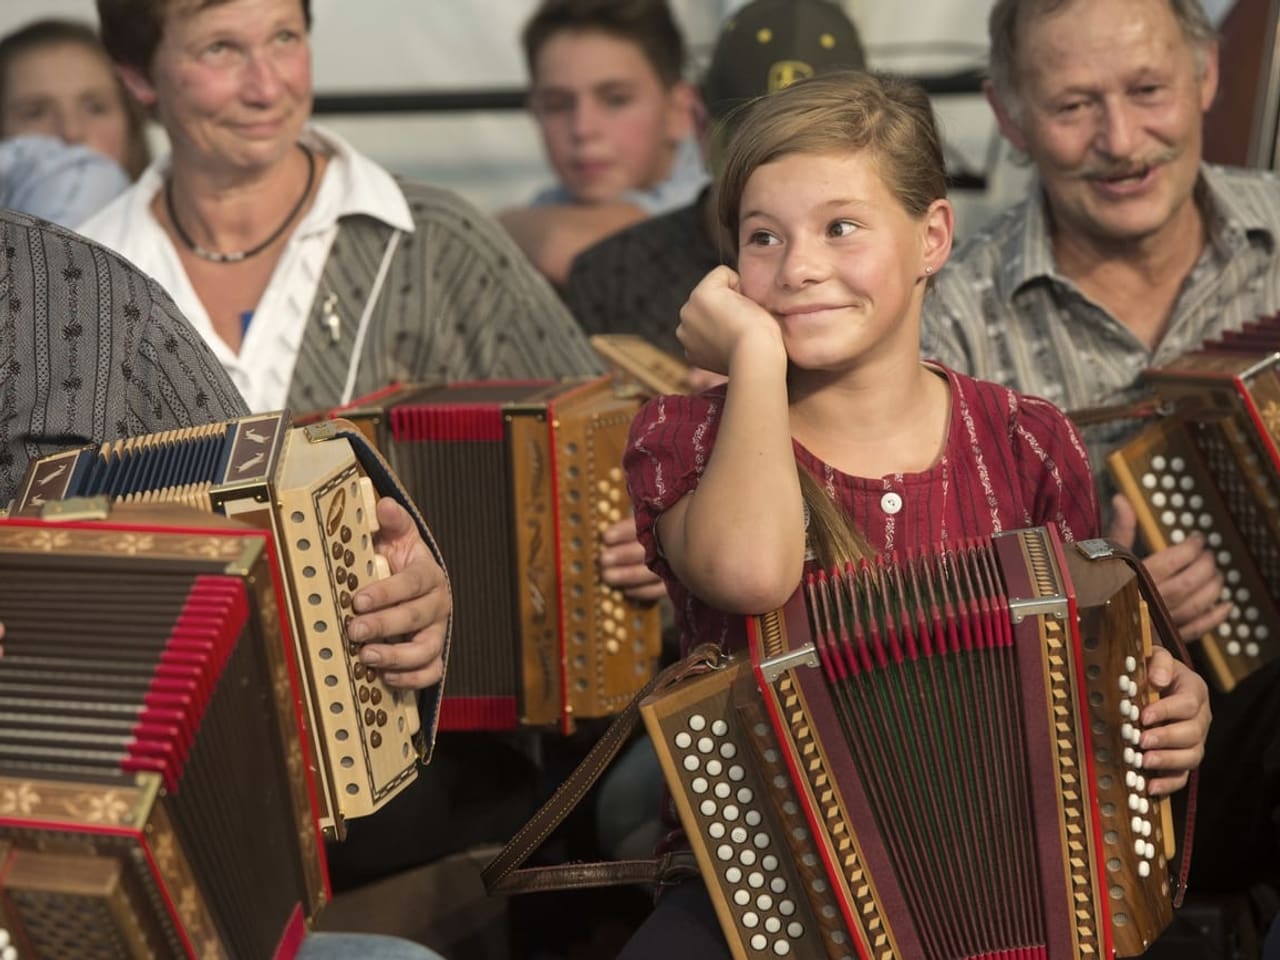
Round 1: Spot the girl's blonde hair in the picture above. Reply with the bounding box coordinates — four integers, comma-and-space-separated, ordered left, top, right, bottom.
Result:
716, 69, 947, 238
717, 70, 948, 570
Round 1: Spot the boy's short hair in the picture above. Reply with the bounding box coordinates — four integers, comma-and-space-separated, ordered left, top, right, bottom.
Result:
521, 0, 686, 88
702, 0, 866, 124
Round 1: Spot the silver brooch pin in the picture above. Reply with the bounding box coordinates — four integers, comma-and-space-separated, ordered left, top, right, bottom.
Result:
320, 291, 341, 344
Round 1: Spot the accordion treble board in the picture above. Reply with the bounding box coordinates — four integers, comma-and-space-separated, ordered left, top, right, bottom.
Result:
1108, 346, 1280, 690
12, 414, 421, 839
0, 509, 328, 959
643, 527, 1177, 960
337, 377, 662, 733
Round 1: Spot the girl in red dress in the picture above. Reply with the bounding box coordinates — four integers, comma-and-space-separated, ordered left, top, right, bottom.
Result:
619, 69, 1210, 957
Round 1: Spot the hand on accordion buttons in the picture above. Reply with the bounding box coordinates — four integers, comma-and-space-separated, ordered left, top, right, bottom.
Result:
600, 515, 668, 602
1108, 494, 1232, 642
346, 497, 451, 690
1137, 646, 1211, 797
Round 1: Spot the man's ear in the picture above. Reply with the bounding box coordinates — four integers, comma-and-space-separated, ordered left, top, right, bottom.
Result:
665, 80, 697, 142
118, 63, 158, 108
921, 197, 955, 278
984, 78, 1028, 154
1198, 38, 1220, 112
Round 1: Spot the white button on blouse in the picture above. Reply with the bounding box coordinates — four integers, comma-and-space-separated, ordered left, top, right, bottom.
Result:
880, 492, 903, 515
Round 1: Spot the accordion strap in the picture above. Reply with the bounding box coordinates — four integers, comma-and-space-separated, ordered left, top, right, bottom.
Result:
1102, 541, 1200, 909
482, 644, 722, 895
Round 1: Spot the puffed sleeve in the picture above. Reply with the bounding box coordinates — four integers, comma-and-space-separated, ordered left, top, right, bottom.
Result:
623, 386, 726, 583
1011, 393, 1101, 543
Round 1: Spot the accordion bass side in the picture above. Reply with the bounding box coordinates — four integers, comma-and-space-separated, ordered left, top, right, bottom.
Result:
11, 414, 430, 840
1107, 343, 1280, 691
642, 527, 1181, 960
0, 508, 328, 959
336, 376, 662, 733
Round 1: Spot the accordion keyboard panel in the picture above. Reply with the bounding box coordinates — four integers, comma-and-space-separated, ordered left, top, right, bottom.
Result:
554, 394, 662, 721
643, 662, 854, 960
1110, 419, 1280, 690
1072, 558, 1175, 956
274, 442, 418, 823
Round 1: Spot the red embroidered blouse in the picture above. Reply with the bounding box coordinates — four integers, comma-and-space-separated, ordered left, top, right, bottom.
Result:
624, 366, 1101, 656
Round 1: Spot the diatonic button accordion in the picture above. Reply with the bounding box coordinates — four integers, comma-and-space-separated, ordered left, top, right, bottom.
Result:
643, 526, 1182, 960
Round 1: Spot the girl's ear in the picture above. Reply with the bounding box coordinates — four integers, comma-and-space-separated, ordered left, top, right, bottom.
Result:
118, 63, 158, 107
920, 197, 954, 279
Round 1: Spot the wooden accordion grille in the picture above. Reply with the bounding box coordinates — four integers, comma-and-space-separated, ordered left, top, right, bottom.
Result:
646, 528, 1175, 960
0, 521, 325, 959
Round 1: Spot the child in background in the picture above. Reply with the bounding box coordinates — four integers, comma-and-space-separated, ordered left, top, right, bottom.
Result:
499, 0, 704, 287
0, 18, 152, 226
0, 18, 151, 178
619, 69, 1211, 957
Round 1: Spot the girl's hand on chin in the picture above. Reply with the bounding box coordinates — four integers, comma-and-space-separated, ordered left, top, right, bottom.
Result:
678, 266, 784, 376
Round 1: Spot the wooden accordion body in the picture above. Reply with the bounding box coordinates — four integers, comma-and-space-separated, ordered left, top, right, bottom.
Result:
643, 526, 1178, 960
11, 413, 424, 840
0, 509, 328, 959
590, 334, 692, 397
1107, 327, 1280, 691
337, 376, 662, 733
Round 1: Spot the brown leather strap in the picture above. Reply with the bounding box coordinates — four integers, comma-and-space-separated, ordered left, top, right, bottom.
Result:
1094, 540, 1199, 909
490, 852, 700, 895
482, 644, 723, 894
